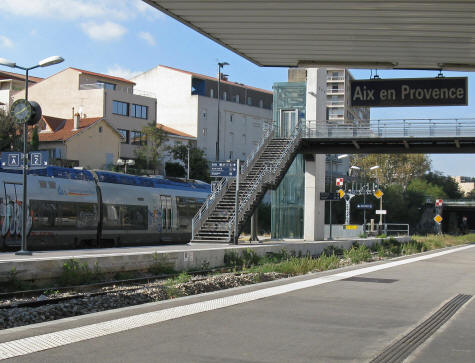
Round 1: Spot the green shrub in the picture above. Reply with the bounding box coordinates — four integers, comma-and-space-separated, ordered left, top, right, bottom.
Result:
322, 245, 344, 257
242, 248, 261, 267
149, 252, 175, 275
344, 245, 372, 264
224, 250, 244, 269
58, 259, 92, 286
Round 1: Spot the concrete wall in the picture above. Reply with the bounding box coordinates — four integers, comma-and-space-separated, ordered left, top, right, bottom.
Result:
0, 238, 410, 285
65, 119, 121, 169
132, 66, 198, 137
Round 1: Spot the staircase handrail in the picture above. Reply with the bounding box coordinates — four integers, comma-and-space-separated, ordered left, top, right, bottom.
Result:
241, 122, 274, 176
227, 163, 271, 241
228, 123, 304, 240
191, 176, 229, 239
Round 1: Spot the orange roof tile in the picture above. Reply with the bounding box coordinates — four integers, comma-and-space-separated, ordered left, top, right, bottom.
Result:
0, 70, 43, 83
159, 65, 273, 95
157, 123, 195, 138
70, 68, 135, 85
38, 116, 104, 142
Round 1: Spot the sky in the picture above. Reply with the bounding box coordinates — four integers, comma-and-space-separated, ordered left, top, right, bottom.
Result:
1, 0, 475, 177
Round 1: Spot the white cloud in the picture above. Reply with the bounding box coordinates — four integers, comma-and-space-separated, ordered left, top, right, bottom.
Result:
2, 0, 162, 21
81, 22, 127, 41
0, 35, 13, 48
138, 31, 156, 46
106, 65, 142, 80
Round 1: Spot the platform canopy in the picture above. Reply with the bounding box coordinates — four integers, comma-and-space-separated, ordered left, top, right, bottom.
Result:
145, 0, 475, 71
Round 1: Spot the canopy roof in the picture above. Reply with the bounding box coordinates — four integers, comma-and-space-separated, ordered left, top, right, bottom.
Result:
145, 0, 475, 71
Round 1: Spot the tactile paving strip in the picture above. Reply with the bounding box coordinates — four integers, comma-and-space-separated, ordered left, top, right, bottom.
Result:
0, 244, 473, 360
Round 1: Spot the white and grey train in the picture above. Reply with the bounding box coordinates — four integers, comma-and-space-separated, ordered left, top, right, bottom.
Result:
0, 167, 210, 250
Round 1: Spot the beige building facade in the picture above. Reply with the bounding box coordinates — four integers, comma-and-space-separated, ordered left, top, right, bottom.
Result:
0, 71, 42, 112
38, 115, 121, 169
14, 68, 156, 159
452, 176, 475, 196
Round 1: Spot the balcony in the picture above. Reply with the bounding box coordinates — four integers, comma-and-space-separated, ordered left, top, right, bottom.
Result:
327, 76, 345, 81
326, 88, 344, 95
79, 83, 155, 98
327, 100, 345, 106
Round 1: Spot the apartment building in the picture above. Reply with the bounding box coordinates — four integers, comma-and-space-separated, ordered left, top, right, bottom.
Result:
452, 176, 475, 196
0, 70, 42, 112
132, 65, 273, 161
14, 68, 156, 160
326, 68, 370, 126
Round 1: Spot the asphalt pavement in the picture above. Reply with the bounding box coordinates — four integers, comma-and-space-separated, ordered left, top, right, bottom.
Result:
1, 244, 474, 362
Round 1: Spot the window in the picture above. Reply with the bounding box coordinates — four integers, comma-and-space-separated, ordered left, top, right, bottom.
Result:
131, 104, 148, 119
113, 100, 128, 116
259, 99, 263, 108
332, 71, 339, 78
242, 134, 246, 144
202, 128, 207, 136
118, 129, 129, 144
210, 89, 214, 98
131, 130, 144, 145
234, 94, 240, 103
223, 91, 228, 101
97, 81, 116, 90
103, 204, 148, 230
98, 126, 103, 133
229, 114, 233, 122
247, 96, 252, 106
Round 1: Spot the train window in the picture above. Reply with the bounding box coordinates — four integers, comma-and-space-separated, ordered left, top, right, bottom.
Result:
57, 203, 77, 228
31, 200, 56, 230
77, 203, 97, 229
103, 204, 147, 230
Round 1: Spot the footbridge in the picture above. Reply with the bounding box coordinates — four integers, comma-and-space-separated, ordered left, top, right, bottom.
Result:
192, 118, 475, 243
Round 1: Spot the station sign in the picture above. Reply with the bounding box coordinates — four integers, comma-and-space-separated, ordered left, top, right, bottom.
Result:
376, 210, 387, 215
211, 161, 237, 177
350, 77, 468, 107
1, 151, 49, 169
356, 203, 373, 210
320, 192, 340, 201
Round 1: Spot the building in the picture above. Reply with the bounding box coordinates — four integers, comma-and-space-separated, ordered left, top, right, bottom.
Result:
157, 123, 196, 172
131, 65, 273, 161
0, 71, 42, 112
452, 176, 475, 196
272, 68, 370, 239
37, 114, 122, 169
14, 68, 156, 160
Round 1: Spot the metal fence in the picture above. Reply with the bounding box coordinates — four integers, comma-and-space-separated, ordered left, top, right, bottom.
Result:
305, 118, 475, 139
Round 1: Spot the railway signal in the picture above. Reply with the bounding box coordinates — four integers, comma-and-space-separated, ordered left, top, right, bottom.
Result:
336, 177, 344, 186
435, 199, 443, 207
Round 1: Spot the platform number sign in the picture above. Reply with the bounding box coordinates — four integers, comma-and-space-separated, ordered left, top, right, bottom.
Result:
336, 178, 344, 187
435, 199, 443, 207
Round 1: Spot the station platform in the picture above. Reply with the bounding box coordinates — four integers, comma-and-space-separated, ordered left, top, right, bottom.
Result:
0, 236, 409, 285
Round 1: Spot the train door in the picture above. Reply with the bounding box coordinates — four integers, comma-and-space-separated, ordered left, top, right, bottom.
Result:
1, 182, 22, 243
160, 195, 172, 232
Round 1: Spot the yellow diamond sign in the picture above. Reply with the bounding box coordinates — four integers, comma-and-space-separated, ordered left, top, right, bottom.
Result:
374, 189, 384, 199
338, 189, 345, 198
434, 214, 443, 224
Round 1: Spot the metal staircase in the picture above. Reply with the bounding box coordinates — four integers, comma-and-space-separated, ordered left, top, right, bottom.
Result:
191, 125, 303, 243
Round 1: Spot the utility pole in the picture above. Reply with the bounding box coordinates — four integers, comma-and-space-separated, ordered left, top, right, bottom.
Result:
216, 61, 229, 161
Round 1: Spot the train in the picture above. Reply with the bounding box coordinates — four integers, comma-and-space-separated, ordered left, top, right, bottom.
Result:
0, 166, 210, 250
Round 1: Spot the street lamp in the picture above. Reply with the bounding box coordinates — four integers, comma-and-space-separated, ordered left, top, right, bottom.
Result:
117, 158, 135, 174
350, 164, 379, 236
216, 61, 229, 161
328, 154, 348, 240
0, 56, 64, 255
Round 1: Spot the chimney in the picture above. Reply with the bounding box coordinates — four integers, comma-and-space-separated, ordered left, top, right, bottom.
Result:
73, 112, 80, 130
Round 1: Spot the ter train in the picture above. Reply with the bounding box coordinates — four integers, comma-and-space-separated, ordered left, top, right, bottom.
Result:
0, 167, 210, 250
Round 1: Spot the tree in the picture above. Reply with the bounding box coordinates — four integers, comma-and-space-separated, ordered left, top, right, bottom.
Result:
350, 153, 431, 188
423, 171, 463, 199
0, 109, 21, 152
165, 161, 186, 178
168, 142, 210, 182
134, 122, 168, 174
30, 126, 39, 151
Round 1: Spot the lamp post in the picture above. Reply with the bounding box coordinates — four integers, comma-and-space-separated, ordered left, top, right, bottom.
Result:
0, 56, 64, 255
216, 61, 229, 161
116, 158, 135, 174
328, 154, 348, 240
350, 164, 379, 236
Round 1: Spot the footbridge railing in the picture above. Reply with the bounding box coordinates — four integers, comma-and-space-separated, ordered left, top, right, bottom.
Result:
305, 118, 475, 139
